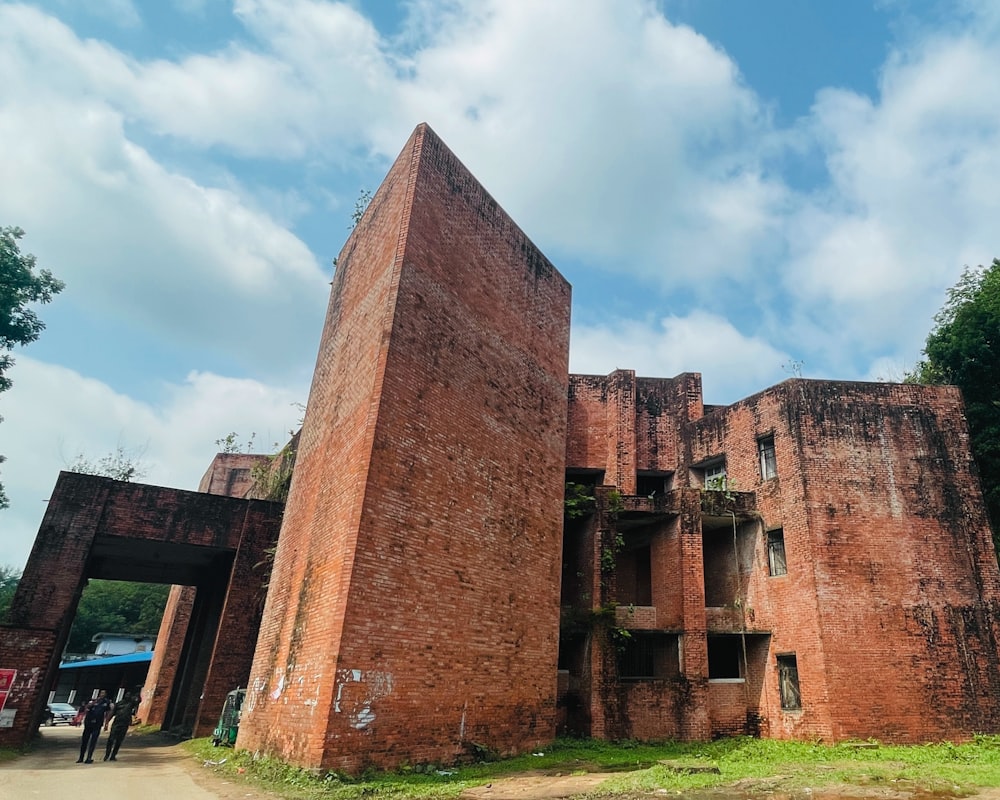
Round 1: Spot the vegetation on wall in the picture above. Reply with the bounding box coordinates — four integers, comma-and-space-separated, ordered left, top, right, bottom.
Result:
564, 482, 595, 519
250, 440, 297, 503
67, 444, 148, 482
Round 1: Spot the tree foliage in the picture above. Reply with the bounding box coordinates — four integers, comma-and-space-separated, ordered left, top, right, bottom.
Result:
908, 258, 1000, 551
0, 226, 64, 391
66, 580, 170, 654
0, 564, 20, 622
0, 226, 65, 508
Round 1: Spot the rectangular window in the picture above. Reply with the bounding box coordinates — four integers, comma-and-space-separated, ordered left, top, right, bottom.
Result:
704, 461, 727, 490
637, 471, 672, 498
708, 635, 744, 680
758, 436, 777, 480
618, 634, 680, 680
777, 654, 801, 710
767, 529, 787, 576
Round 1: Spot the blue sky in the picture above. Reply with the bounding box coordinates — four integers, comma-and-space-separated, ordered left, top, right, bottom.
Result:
2, 0, 999, 569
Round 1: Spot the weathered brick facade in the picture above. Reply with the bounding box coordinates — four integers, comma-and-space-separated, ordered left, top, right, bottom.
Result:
0, 472, 281, 747
6, 124, 1000, 766
560, 372, 1000, 743
237, 123, 571, 773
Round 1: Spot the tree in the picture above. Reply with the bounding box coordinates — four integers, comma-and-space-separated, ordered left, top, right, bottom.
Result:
0, 564, 20, 621
65, 580, 170, 654
908, 258, 1000, 552
0, 226, 65, 508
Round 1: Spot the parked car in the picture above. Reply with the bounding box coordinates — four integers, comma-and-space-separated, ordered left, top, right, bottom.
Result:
45, 702, 78, 726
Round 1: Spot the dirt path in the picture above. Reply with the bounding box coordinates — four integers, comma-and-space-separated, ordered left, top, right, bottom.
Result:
10, 728, 1000, 800
0, 724, 276, 799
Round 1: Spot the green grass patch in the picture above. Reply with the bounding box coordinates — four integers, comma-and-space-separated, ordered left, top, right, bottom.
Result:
182, 736, 1000, 800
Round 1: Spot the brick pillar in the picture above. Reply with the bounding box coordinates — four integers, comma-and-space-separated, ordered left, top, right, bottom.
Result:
0, 473, 110, 748
139, 584, 195, 727
240, 123, 572, 773
677, 488, 710, 740
607, 370, 637, 494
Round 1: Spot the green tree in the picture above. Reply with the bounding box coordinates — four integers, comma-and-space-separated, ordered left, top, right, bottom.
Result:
0, 564, 20, 621
908, 258, 1000, 551
0, 226, 65, 508
66, 580, 170, 654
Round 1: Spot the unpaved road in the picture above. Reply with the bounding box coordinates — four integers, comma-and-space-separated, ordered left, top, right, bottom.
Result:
0, 724, 276, 799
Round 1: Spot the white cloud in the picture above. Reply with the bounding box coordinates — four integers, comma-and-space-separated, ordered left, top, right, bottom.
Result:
569, 311, 791, 404
777, 17, 1000, 372
379, 0, 785, 286
0, 24, 330, 371
0, 357, 306, 570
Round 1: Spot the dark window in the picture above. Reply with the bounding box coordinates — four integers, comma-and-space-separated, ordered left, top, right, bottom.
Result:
777, 654, 801, 710
708, 635, 744, 679
758, 436, 777, 480
767, 529, 787, 576
637, 471, 672, 497
616, 544, 652, 606
617, 634, 679, 680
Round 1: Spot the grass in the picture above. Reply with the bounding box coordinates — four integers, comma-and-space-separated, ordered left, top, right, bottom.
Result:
182, 735, 1000, 800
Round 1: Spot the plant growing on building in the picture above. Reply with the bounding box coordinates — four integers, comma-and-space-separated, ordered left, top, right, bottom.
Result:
249, 441, 297, 503
564, 482, 595, 519
351, 189, 373, 228
215, 431, 257, 454
68, 444, 148, 482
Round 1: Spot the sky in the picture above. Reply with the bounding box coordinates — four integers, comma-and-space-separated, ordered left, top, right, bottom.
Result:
2, 0, 999, 570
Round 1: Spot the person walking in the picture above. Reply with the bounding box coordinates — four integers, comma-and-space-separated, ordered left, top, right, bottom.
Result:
76, 690, 112, 764
103, 688, 140, 762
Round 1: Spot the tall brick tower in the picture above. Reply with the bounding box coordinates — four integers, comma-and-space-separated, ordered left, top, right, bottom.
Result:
238, 124, 571, 772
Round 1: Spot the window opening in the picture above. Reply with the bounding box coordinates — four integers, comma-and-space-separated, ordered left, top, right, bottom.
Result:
637, 471, 672, 498
618, 634, 680, 680
777, 654, 801, 709
704, 461, 727, 490
767, 529, 787, 576
616, 543, 652, 606
708, 635, 744, 680
758, 436, 777, 480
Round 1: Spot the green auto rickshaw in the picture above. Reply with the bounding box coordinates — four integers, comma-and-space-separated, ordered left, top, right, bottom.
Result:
211, 688, 246, 747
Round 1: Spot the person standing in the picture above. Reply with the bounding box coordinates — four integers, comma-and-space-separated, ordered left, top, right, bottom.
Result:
76, 690, 111, 764
103, 688, 140, 762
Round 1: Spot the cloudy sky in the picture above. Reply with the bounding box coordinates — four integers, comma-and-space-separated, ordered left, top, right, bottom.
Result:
1, 0, 998, 570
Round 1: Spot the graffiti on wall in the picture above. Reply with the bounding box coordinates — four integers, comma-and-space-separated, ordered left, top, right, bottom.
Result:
334, 669, 393, 730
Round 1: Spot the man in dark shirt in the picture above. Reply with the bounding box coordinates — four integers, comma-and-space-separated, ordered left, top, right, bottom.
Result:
76, 690, 112, 764
103, 688, 140, 761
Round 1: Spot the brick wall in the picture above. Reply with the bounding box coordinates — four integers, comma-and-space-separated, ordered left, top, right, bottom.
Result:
240, 123, 571, 773
0, 472, 281, 749
688, 380, 1000, 742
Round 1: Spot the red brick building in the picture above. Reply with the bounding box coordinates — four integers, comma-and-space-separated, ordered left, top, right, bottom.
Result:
560, 371, 1000, 743
4, 123, 1000, 768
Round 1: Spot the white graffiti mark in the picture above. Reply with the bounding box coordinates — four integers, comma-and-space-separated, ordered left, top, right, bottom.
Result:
269, 671, 285, 701
333, 668, 393, 730
246, 676, 267, 714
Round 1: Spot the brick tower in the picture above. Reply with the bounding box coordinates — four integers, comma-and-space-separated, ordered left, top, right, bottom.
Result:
238, 124, 571, 772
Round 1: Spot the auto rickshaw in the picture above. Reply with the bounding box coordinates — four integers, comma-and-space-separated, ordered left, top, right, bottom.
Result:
211, 687, 246, 747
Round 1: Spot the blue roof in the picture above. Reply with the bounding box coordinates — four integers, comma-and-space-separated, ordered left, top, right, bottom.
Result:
59, 651, 154, 670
